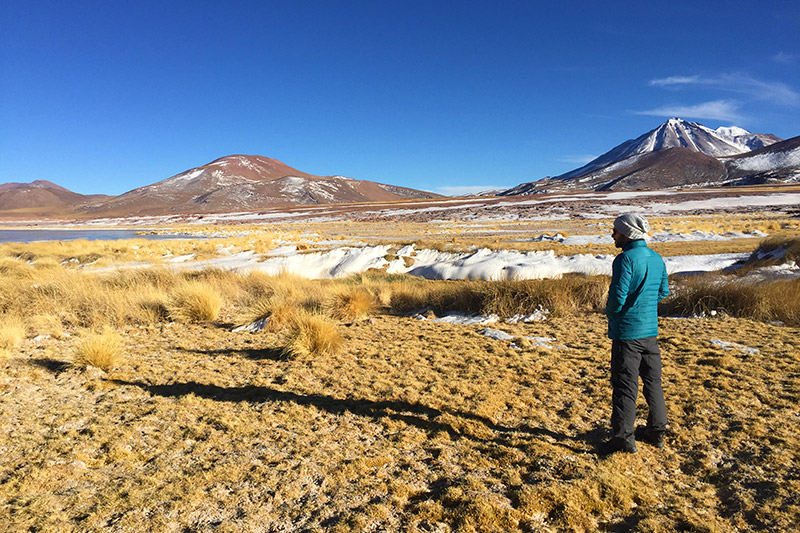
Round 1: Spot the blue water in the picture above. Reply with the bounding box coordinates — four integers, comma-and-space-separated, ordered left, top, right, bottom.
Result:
0, 229, 197, 244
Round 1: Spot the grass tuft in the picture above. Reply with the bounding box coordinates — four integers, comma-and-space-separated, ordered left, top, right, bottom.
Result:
169, 281, 222, 323
250, 295, 299, 332
281, 310, 344, 359
72, 327, 123, 370
752, 235, 800, 263
28, 314, 64, 338
0, 313, 26, 356
330, 287, 377, 321
663, 275, 800, 325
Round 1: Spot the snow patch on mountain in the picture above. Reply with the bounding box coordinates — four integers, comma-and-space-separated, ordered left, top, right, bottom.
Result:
173, 168, 205, 183
556, 118, 778, 181
279, 177, 307, 196
726, 145, 800, 172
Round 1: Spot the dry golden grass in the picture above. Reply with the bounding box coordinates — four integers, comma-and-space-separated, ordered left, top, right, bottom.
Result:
169, 281, 223, 323
383, 274, 608, 318
664, 275, 800, 326
2, 311, 798, 531
27, 313, 64, 338
1, 214, 799, 529
0, 313, 26, 356
752, 234, 800, 263
72, 327, 123, 370
281, 310, 345, 359
330, 287, 377, 321
249, 295, 299, 332
131, 287, 172, 325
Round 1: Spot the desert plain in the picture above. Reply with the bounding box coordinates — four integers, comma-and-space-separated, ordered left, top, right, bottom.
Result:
1, 185, 799, 532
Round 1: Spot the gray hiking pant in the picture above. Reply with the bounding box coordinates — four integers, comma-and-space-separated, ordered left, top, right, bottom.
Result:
611, 337, 668, 444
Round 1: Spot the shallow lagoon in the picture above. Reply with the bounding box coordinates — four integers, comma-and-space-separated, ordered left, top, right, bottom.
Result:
0, 229, 194, 244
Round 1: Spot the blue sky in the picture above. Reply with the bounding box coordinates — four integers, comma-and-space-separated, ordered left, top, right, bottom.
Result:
2, 1, 798, 196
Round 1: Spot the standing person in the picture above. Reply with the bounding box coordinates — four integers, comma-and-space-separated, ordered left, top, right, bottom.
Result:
599, 214, 670, 455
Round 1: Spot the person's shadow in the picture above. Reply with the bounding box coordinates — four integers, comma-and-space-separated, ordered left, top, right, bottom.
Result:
109, 378, 589, 452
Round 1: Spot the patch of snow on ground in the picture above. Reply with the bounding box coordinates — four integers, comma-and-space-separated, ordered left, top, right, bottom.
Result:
200, 245, 748, 280
664, 253, 749, 274
166, 254, 197, 263
280, 177, 308, 196
86, 242, 754, 281
251, 246, 392, 279
708, 339, 759, 354
395, 248, 613, 280
431, 314, 499, 325
478, 329, 562, 350
619, 193, 800, 213
505, 308, 549, 323
755, 246, 786, 261
309, 182, 338, 201
738, 261, 800, 282
478, 328, 514, 340
232, 317, 268, 333
172, 168, 205, 183
649, 230, 767, 242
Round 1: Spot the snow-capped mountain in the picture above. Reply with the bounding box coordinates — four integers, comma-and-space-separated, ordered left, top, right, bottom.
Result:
723, 135, 800, 185
502, 119, 789, 194
82, 155, 440, 216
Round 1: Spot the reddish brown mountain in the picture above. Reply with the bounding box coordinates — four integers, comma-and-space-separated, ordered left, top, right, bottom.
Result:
82, 155, 440, 216
0, 180, 108, 215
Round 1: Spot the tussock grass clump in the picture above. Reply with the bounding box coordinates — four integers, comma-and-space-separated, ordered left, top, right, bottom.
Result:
28, 313, 64, 338
281, 310, 344, 359
751, 235, 800, 264
169, 281, 222, 323
72, 327, 123, 370
485, 274, 608, 317
101, 267, 176, 292
132, 288, 172, 324
0, 257, 32, 278
663, 275, 800, 325
330, 287, 377, 321
15, 272, 126, 328
387, 275, 608, 318
387, 278, 486, 316
249, 295, 299, 332
0, 313, 26, 356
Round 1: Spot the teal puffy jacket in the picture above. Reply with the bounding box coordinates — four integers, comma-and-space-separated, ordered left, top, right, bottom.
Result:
606, 239, 669, 340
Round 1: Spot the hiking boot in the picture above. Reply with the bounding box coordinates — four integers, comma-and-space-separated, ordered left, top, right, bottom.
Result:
597, 438, 637, 456
635, 426, 665, 448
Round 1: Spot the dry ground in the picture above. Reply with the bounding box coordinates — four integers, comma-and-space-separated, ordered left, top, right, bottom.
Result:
2, 311, 798, 532
1, 208, 799, 531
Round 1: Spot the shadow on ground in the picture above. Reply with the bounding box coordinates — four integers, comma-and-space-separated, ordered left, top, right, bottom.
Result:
27, 357, 71, 374
176, 346, 287, 361
109, 378, 590, 453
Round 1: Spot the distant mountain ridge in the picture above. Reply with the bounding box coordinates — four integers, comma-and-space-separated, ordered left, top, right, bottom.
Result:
0, 156, 441, 218
81, 155, 440, 216
502, 118, 796, 194
0, 180, 108, 213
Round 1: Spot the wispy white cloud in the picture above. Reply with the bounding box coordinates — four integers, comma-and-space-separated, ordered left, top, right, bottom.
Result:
773, 52, 796, 64
721, 73, 799, 105
635, 100, 743, 122
436, 185, 504, 196
559, 154, 598, 165
647, 73, 799, 106
649, 76, 701, 87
